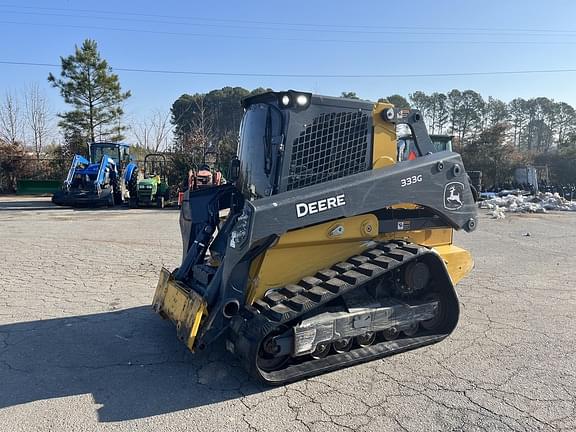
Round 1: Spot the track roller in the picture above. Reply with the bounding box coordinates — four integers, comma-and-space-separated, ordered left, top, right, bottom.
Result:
333, 338, 353, 353
356, 332, 376, 347
311, 342, 331, 359
381, 326, 400, 341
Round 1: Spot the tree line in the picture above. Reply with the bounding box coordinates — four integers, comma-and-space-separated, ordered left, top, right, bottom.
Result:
404, 90, 576, 154
401, 90, 576, 186
170, 89, 576, 186
1, 37, 575, 192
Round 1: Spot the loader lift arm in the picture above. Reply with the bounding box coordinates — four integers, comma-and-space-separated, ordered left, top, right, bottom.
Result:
95, 156, 115, 193
64, 155, 90, 190
174, 184, 243, 284
381, 107, 436, 157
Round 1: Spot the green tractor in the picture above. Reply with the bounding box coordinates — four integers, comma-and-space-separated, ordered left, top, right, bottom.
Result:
130, 153, 170, 208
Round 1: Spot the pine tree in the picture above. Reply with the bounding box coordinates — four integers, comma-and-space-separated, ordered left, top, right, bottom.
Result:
48, 39, 130, 153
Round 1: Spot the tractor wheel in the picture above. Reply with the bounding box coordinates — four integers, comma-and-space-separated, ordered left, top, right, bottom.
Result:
111, 175, 122, 206
129, 197, 138, 208
128, 170, 138, 199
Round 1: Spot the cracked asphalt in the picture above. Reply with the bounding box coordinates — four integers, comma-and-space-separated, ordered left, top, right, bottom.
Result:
0, 196, 575, 431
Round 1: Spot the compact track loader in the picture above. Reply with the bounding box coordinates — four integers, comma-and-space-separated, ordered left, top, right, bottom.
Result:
152, 91, 477, 384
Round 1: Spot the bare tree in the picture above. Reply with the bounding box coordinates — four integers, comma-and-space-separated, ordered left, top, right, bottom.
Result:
193, 96, 213, 140
0, 91, 23, 145
132, 119, 151, 149
24, 84, 53, 159
189, 95, 214, 156
150, 109, 172, 152
131, 109, 172, 152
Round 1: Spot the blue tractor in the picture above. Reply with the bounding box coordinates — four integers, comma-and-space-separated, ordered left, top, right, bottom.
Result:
52, 142, 138, 207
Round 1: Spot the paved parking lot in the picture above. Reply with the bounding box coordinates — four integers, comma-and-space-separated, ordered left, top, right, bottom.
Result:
0, 196, 575, 431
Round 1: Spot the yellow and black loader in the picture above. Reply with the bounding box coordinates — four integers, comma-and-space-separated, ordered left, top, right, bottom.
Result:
152, 91, 477, 384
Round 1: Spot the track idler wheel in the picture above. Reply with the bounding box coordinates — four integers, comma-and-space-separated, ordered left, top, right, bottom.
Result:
256, 332, 290, 372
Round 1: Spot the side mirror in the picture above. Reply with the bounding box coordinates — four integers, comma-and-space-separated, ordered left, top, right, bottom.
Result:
228, 157, 240, 183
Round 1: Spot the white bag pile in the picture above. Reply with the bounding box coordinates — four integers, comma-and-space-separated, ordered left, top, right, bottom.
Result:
480, 193, 576, 218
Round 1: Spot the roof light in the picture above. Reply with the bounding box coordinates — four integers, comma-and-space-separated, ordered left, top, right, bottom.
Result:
385, 108, 395, 121
281, 95, 291, 106
296, 94, 309, 106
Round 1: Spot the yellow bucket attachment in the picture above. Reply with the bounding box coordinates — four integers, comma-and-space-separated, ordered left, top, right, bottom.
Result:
152, 267, 208, 351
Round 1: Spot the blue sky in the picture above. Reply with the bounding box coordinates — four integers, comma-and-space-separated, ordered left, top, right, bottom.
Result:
1, 0, 576, 122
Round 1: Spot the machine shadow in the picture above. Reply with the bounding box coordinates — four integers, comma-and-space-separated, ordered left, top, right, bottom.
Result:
0, 306, 266, 422
0, 198, 178, 212
0, 198, 60, 211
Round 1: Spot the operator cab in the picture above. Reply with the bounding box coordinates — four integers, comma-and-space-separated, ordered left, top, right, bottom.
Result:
238, 91, 373, 200
90, 142, 131, 166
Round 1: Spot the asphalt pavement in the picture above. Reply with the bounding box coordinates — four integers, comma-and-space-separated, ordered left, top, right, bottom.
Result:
0, 196, 574, 431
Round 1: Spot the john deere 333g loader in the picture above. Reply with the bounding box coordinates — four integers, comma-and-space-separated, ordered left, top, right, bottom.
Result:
152, 91, 477, 384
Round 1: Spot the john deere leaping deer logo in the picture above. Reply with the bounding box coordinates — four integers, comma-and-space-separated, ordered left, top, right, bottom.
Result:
444, 182, 465, 210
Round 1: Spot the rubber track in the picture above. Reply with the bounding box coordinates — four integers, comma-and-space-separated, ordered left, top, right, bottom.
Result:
231, 240, 458, 384
252, 240, 422, 321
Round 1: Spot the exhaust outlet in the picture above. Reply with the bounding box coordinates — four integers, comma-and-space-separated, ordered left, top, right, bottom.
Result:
222, 299, 240, 318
